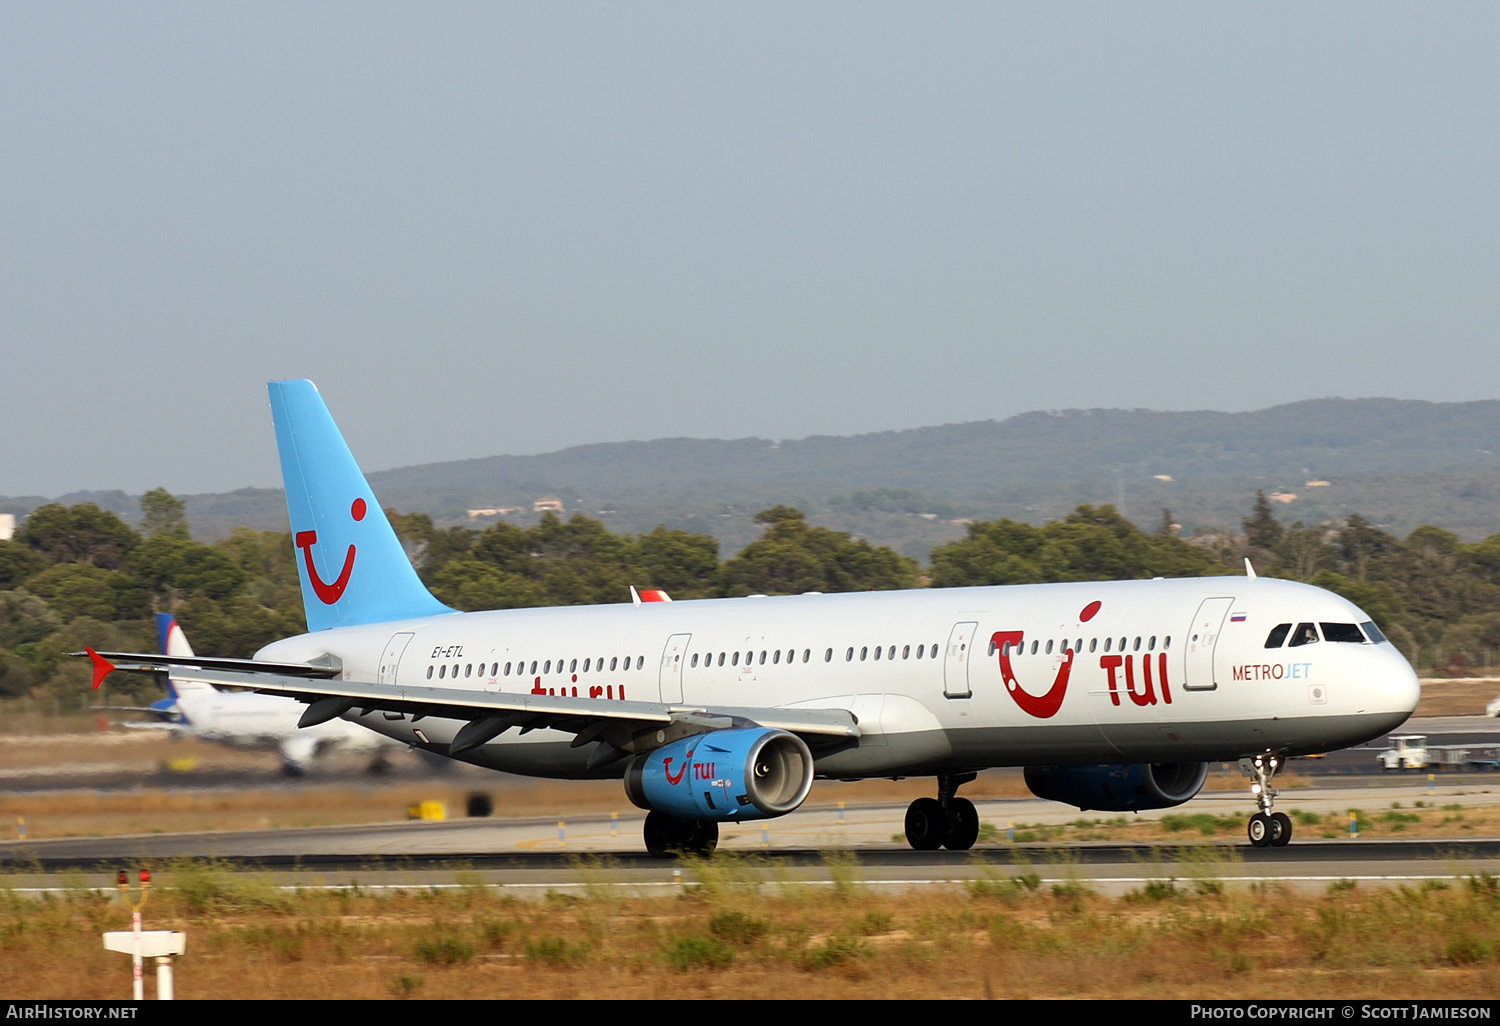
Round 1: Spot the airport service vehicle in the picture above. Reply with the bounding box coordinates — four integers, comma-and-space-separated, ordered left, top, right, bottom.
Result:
108, 614, 402, 775
1377, 734, 1500, 773
85, 380, 1421, 854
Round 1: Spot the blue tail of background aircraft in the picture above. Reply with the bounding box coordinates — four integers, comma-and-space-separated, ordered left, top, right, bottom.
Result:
267, 380, 453, 632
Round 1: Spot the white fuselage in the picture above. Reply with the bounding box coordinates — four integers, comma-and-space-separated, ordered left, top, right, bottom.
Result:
257, 576, 1419, 779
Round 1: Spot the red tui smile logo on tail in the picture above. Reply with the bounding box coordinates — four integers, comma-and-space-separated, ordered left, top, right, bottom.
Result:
295, 498, 366, 605
994, 600, 1100, 719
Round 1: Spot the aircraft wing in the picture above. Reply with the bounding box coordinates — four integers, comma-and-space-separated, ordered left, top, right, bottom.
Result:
79, 651, 861, 768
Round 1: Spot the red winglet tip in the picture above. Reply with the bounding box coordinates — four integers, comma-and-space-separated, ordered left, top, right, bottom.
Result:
86, 647, 115, 690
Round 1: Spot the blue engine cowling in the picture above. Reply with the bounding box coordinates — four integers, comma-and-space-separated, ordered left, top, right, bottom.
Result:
623, 728, 814, 821
1024, 762, 1208, 812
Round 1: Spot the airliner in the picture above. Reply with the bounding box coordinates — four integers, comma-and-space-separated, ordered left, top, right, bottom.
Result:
110, 614, 400, 775
85, 380, 1420, 855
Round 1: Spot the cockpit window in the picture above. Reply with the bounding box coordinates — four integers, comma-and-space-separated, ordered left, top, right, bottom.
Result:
1361, 620, 1388, 644
1264, 623, 1292, 649
1321, 622, 1366, 644
1288, 622, 1319, 647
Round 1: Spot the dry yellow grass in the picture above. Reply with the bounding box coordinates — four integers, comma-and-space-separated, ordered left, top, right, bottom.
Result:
2, 857, 1496, 999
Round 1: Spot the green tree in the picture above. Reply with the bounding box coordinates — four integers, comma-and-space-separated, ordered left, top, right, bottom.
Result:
721, 508, 917, 596
127, 535, 247, 611
931, 504, 1223, 588
17, 503, 139, 569
140, 488, 189, 538
1243, 491, 1284, 550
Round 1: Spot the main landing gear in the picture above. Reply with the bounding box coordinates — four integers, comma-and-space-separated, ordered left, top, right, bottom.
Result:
904, 773, 980, 851
643, 810, 718, 858
1240, 752, 1292, 848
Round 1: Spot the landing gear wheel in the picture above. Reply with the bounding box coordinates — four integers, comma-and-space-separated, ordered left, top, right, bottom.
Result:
1248, 813, 1272, 848
1270, 812, 1292, 847
944, 797, 980, 851
688, 819, 719, 855
644, 810, 676, 858
643, 811, 718, 858
905, 797, 949, 851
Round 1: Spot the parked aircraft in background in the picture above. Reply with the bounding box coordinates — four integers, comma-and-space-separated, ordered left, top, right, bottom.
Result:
86, 381, 1420, 854
107, 613, 400, 776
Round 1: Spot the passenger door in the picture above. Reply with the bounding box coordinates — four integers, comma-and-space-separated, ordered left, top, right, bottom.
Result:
1183, 598, 1234, 691
944, 622, 979, 699
659, 633, 692, 703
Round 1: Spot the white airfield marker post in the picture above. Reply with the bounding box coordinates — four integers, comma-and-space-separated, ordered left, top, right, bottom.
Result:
104, 869, 186, 1000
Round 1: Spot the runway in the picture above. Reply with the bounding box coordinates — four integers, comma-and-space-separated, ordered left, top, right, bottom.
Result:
4, 790, 1498, 897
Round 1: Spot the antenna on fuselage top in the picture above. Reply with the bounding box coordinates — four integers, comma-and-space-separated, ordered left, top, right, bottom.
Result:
1244, 557, 1257, 580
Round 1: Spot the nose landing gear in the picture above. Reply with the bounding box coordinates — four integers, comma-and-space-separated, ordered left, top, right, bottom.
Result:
1240, 753, 1292, 847
903, 773, 980, 851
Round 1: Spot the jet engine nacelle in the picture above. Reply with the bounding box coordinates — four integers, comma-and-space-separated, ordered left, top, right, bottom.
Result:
624, 727, 814, 821
1023, 762, 1209, 812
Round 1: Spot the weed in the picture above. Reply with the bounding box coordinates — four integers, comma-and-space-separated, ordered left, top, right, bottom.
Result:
1445, 933, 1493, 965
526, 936, 589, 966
1291, 809, 1323, 826
1327, 879, 1358, 895
387, 973, 423, 998
708, 910, 769, 944
663, 934, 736, 970
976, 822, 998, 843
802, 936, 869, 970
1125, 879, 1179, 902
413, 935, 475, 965
821, 849, 862, 898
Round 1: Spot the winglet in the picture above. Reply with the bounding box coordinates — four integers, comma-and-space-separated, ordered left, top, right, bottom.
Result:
1244, 557, 1257, 580
630, 585, 641, 607
86, 647, 116, 690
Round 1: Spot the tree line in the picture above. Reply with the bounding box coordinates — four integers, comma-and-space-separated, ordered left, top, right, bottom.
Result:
3, 488, 1497, 708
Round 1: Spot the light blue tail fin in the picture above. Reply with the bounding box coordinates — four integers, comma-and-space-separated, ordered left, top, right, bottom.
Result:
268, 380, 453, 632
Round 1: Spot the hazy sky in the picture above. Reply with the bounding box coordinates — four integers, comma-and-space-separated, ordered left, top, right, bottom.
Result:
3, 4, 1497, 497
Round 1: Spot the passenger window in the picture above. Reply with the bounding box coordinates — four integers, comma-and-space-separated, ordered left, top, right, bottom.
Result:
732, 652, 740, 666
570, 659, 577, 673
1148, 636, 1156, 650
438, 664, 446, 679
491, 663, 498, 675
1289, 623, 1319, 647
1089, 638, 1097, 653
1132, 637, 1141, 652
1265, 623, 1292, 648
691, 654, 699, 668
860, 647, 868, 661
930, 644, 938, 658
846, 647, 854, 662
873, 646, 881, 661
1045, 640, 1053, 655
1103, 638, 1112, 653
916, 644, 924, 659
1321, 622, 1365, 644
718, 653, 726, 667
452, 663, 459, 678
426, 666, 434, 679
464, 664, 472, 677
825, 648, 833, 662
759, 651, 767, 665
544, 660, 551, 674
610, 657, 618, 671
1163, 636, 1171, 649
903, 645, 911, 659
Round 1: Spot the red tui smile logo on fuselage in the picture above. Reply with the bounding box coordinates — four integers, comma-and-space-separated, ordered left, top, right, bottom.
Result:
994, 600, 1100, 719
295, 498, 366, 605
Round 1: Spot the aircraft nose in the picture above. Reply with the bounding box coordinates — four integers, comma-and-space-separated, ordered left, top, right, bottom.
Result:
1382, 650, 1421, 718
